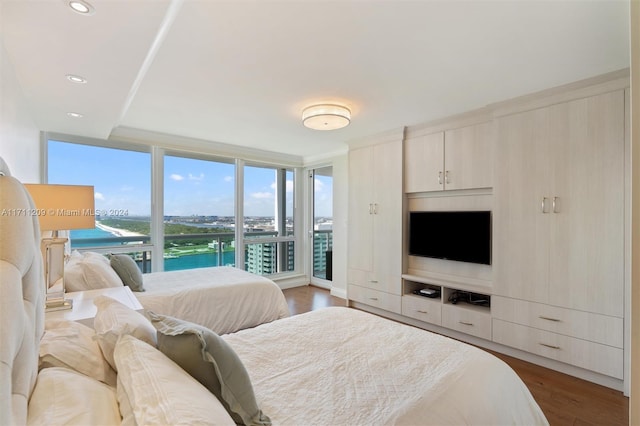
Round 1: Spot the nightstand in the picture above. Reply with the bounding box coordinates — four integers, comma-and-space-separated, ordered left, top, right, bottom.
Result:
45, 286, 143, 328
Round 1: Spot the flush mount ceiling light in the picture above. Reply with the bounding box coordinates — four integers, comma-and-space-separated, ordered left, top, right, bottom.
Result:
67, 112, 84, 118
66, 74, 87, 84
68, 0, 95, 15
302, 104, 351, 130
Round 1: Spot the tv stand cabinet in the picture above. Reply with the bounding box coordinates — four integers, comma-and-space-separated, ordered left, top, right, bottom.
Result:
402, 274, 492, 340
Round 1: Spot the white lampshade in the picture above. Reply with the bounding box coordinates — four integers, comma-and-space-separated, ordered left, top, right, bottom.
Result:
302, 104, 351, 130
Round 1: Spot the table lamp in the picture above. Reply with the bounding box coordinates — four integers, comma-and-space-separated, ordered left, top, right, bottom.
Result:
24, 184, 95, 311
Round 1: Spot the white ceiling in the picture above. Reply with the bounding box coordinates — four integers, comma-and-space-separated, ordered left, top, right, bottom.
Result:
0, 0, 630, 160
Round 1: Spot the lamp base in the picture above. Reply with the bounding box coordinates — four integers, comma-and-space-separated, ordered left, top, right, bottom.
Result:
45, 298, 73, 312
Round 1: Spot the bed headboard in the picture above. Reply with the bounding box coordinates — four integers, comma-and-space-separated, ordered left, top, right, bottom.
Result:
0, 157, 45, 425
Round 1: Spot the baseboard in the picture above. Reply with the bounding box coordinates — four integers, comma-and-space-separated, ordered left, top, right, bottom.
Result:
330, 287, 347, 300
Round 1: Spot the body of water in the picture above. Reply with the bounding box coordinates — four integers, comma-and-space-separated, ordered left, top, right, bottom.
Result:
70, 227, 235, 270
164, 251, 235, 271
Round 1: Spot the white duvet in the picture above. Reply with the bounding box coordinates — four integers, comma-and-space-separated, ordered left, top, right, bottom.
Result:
224, 307, 549, 426
135, 266, 290, 335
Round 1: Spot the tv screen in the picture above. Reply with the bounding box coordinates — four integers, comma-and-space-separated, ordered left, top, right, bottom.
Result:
408, 211, 491, 265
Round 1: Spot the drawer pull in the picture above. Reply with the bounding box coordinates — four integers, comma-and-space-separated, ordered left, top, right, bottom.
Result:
369, 297, 379, 301
539, 316, 561, 322
539, 343, 561, 350
459, 321, 474, 326
417, 310, 428, 314
370, 280, 379, 283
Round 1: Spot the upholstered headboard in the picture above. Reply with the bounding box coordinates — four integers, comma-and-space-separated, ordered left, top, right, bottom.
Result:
0, 157, 45, 425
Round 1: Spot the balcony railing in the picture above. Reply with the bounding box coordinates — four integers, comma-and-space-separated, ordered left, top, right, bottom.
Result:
71, 230, 294, 274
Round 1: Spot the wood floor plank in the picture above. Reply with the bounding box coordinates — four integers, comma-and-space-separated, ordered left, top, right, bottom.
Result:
282, 285, 629, 426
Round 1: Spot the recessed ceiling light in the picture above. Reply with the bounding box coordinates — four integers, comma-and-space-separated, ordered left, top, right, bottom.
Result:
66, 74, 87, 84
68, 0, 95, 15
67, 112, 84, 118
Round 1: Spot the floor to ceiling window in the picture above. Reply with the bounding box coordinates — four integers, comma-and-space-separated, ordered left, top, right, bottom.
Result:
46, 136, 302, 278
47, 139, 153, 270
243, 164, 296, 275
310, 166, 333, 284
163, 154, 236, 271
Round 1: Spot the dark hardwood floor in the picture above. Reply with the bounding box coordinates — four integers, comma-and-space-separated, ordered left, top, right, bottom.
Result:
282, 285, 629, 426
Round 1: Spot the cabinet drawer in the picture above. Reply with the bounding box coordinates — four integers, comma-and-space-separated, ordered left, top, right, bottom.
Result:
348, 285, 401, 314
347, 269, 400, 295
493, 319, 623, 379
492, 296, 623, 348
401, 295, 442, 325
441, 304, 491, 340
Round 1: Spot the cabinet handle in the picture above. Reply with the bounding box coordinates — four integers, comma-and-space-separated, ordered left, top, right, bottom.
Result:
541, 197, 549, 213
445, 170, 450, 184
369, 297, 379, 301
539, 343, 561, 350
438, 171, 443, 185
373, 203, 378, 215
552, 196, 559, 213
459, 321, 474, 326
370, 280, 379, 283
539, 315, 561, 322
417, 310, 428, 314
368, 203, 373, 214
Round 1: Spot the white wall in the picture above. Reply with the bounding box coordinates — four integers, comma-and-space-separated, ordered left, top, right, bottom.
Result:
330, 153, 348, 299
0, 33, 40, 182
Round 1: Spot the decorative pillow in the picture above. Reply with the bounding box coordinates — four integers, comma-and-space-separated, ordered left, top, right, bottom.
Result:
40, 319, 116, 387
114, 334, 235, 426
93, 295, 156, 370
65, 251, 124, 292
27, 367, 121, 426
148, 312, 271, 426
109, 254, 145, 292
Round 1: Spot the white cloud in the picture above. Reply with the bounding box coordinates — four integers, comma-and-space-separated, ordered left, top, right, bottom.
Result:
224, 176, 233, 182
251, 192, 273, 199
94, 192, 105, 201
314, 178, 324, 192
188, 173, 204, 181
170, 174, 184, 181
269, 180, 294, 192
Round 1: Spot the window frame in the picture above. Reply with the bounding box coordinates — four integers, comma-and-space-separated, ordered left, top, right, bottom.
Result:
43, 132, 305, 278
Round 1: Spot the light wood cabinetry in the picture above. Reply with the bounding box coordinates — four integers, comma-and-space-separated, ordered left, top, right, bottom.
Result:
493, 320, 623, 379
401, 275, 491, 339
347, 138, 403, 313
404, 121, 493, 193
493, 90, 625, 318
442, 304, 492, 340
348, 72, 628, 388
492, 296, 623, 348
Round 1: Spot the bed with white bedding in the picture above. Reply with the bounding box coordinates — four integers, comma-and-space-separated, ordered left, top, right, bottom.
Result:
137, 266, 290, 334
64, 249, 290, 334
1, 156, 548, 426
224, 307, 548, 425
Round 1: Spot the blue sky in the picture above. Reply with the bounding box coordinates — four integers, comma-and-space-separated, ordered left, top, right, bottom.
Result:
48, 140, 332, 218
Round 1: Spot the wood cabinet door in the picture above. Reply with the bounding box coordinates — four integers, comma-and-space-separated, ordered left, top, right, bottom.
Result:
347, 146, 374, 279
444, 121, 493, 190
371, 140, 403, 294
549, 90, 625, 317
493, 107, 552, 304
404, 132, 444, 193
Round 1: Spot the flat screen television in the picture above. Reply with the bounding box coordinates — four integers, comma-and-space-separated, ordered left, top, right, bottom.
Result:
408, 211, 492, 265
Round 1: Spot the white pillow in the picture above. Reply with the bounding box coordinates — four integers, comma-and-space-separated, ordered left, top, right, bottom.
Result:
65, 251, 124, 292
93, 295, 156, 370
27, 367, 121, 426
40, 319, 116, 387
115, 335, 235, 426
